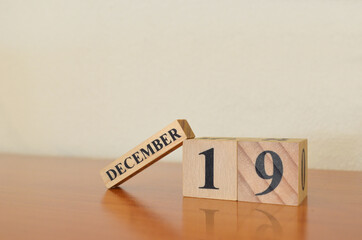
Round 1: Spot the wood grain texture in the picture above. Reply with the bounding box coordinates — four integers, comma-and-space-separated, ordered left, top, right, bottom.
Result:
183, 138, 237, 200
100, 119, 194, 188
0, 154, 361, 240
237, 138, 308, 206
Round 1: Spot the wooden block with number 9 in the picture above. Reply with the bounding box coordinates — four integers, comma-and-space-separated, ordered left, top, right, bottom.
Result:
237, 138, 307, 206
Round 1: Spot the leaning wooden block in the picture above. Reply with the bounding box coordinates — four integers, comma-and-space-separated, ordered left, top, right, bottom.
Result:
237, 138, 308, 206
183, 138, 238, 200
100, 119, 195, 188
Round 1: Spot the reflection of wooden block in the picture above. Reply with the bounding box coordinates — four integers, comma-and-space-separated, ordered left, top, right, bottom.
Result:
183, 138, 237, 200
100, 119, 195, 188
237, 138, 308, 206
182, 197, 238, 239
237, 201, 307, 239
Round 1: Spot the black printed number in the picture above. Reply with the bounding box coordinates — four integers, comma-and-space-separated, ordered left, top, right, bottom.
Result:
199, 148, 283, 194
255, 151, 283, 196
199, 148, 219, 189
301, 149, 306, 191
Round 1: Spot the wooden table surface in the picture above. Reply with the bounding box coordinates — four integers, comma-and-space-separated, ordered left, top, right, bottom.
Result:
0, 154, 361, 240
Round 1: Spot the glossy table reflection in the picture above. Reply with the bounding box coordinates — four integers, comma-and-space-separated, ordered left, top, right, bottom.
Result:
0, 154, 361, 239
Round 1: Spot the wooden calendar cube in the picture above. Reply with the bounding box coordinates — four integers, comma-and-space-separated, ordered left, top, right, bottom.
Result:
183, 138, 238, 200
237, 138, 307, 206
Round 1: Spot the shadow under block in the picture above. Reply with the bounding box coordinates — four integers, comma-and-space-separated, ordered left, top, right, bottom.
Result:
237, 139, 308, 206
183, 139, 238, 200
100, 119, 195, 188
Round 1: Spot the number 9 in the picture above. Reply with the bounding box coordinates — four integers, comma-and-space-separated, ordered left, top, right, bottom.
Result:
255, 151, 283, 196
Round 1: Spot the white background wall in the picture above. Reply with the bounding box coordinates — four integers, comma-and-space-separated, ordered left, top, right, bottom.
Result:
0, 0, 361, 170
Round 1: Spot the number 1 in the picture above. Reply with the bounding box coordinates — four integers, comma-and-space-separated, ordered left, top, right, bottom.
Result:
199, 148, 219, 189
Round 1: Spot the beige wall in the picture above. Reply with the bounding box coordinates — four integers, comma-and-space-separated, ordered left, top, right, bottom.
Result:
1, 1, 361, 170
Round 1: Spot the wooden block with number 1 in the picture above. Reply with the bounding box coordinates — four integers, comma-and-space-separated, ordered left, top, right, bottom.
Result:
183, 138, 238, 200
